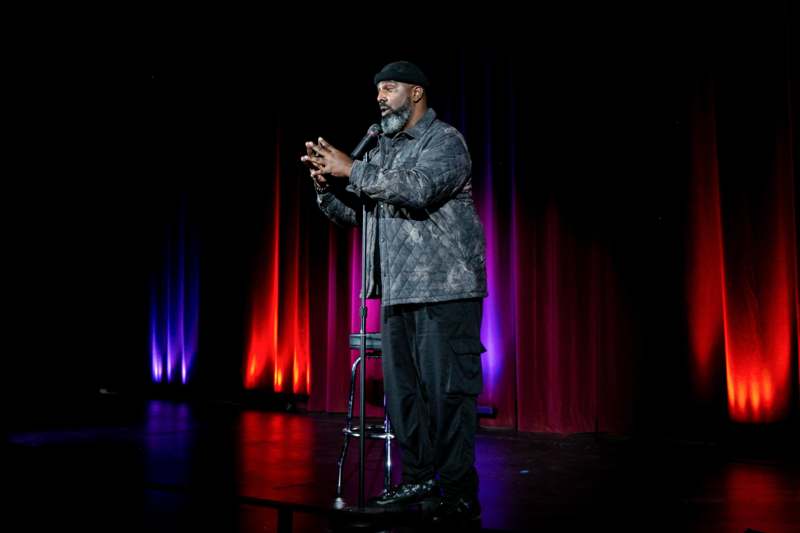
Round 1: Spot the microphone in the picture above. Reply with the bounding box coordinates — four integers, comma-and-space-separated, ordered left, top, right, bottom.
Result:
349, 123, 382, 159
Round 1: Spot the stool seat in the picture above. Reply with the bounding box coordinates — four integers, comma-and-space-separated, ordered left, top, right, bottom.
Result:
348, 332, 382, 351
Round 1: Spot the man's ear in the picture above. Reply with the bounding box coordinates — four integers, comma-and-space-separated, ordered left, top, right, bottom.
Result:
413, 86, 424, 103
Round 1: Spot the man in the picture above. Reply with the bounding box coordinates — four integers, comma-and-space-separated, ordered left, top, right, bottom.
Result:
301, 61, 487, 523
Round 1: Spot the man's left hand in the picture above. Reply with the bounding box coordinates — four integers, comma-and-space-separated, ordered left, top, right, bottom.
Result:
301, 137, 353, 179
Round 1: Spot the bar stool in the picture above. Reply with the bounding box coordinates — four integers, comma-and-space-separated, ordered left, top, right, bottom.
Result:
335, 332, 395, 498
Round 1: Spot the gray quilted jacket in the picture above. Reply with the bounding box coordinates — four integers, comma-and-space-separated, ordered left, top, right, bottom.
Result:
316, 108, 487, 307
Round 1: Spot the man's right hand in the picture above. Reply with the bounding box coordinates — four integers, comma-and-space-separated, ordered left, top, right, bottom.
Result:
301, 141, 328, 191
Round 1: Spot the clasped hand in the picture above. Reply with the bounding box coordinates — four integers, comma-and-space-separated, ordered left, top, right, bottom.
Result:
301, 137, 353, 188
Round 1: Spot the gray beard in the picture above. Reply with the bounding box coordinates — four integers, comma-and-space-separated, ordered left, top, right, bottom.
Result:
380, 99, 412, 135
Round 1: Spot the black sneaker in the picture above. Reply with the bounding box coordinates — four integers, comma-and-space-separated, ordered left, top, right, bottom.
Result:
370, 479, 437, 506
430, 495, 481, 524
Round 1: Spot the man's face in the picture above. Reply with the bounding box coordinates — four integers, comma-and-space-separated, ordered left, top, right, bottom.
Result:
377, 80, 414, 135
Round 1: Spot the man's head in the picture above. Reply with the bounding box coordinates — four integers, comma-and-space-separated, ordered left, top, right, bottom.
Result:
374, 61, 429, 135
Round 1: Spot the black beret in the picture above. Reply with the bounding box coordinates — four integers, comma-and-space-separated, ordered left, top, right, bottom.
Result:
373, 61, 429, 88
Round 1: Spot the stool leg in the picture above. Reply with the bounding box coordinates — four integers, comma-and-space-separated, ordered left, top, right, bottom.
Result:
383, 394, 392, 492
336, 435, 349, 497
336, 356, 361, 497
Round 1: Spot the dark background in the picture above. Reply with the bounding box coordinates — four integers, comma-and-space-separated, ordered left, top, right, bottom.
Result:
6, 6, 797, 439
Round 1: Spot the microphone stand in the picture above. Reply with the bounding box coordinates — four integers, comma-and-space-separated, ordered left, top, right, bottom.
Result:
353, 141, 371, 510
357, 198, 367, 510
349, 127, 378, 510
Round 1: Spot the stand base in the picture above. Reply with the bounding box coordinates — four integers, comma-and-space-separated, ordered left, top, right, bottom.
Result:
330, 498, 439, 531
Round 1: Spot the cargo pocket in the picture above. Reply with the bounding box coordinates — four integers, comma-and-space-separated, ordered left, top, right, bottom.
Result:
445, 337, 486, 396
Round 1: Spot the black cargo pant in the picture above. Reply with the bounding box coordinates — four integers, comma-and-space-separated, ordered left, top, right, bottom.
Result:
381, 298, 485, 500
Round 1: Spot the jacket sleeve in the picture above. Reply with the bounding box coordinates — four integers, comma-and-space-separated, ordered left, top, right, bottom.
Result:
316, 188, 359, 227
347, 127, 472, 210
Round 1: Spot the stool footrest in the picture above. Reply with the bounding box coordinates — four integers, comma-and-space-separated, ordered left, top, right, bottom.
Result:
343, 428, 395, 440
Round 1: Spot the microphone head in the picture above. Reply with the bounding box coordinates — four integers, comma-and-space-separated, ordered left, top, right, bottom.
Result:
367, 123, 382, 137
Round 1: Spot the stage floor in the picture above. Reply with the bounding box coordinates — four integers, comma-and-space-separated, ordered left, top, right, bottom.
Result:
5, 395, 799, 532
